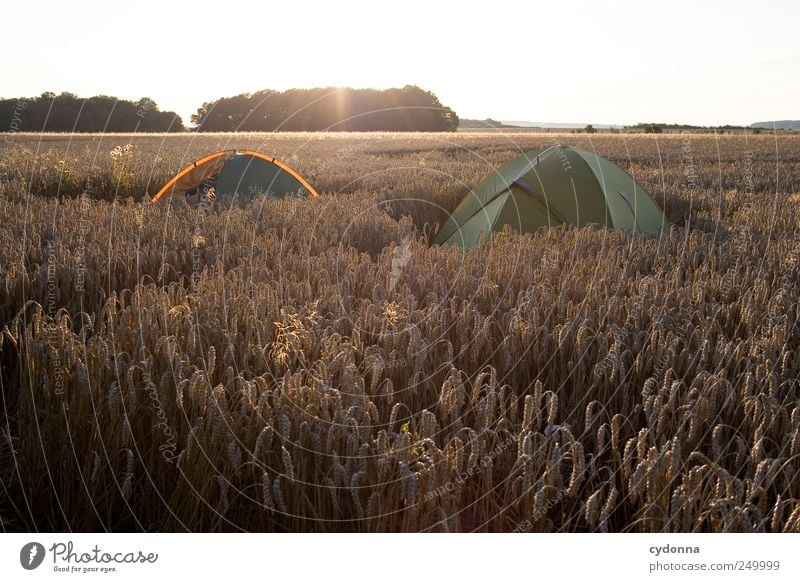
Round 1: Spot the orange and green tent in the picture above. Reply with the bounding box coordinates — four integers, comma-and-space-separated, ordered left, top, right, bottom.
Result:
435, 146, 669, 249
152, 149, 318, 204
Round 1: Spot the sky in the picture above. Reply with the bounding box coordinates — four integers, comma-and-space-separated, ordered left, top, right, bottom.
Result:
1, 0, 798, 126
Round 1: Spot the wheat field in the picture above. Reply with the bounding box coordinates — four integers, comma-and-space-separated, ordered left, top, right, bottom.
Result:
0, 132, 798, 532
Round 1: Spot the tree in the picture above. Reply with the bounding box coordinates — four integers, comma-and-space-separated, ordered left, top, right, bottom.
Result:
0, 93, 183, 132
584, 124, 597, 134
190, 86, 459, 132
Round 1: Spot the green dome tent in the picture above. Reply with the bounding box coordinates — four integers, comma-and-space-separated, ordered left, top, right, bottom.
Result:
152, 149, 318, 206
435, 146, 668, 249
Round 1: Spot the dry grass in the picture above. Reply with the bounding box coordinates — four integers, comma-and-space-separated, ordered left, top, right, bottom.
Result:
0, 132, 798, 532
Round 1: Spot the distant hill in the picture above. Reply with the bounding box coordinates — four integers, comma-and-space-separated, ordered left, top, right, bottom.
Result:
503, 120, 619, 129
625, 122, 750, 133
460, 117, 800, 132
459, 119, 622, 131
458, 118, 520, 129
750, 120, 800, 130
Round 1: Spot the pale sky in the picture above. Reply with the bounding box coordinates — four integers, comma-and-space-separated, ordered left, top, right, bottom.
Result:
2, 0, 798, 126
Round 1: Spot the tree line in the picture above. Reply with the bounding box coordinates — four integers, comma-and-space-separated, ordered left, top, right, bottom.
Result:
0, 86, 459, 133
0, 93, 185, 132
191, 86, 458, 132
